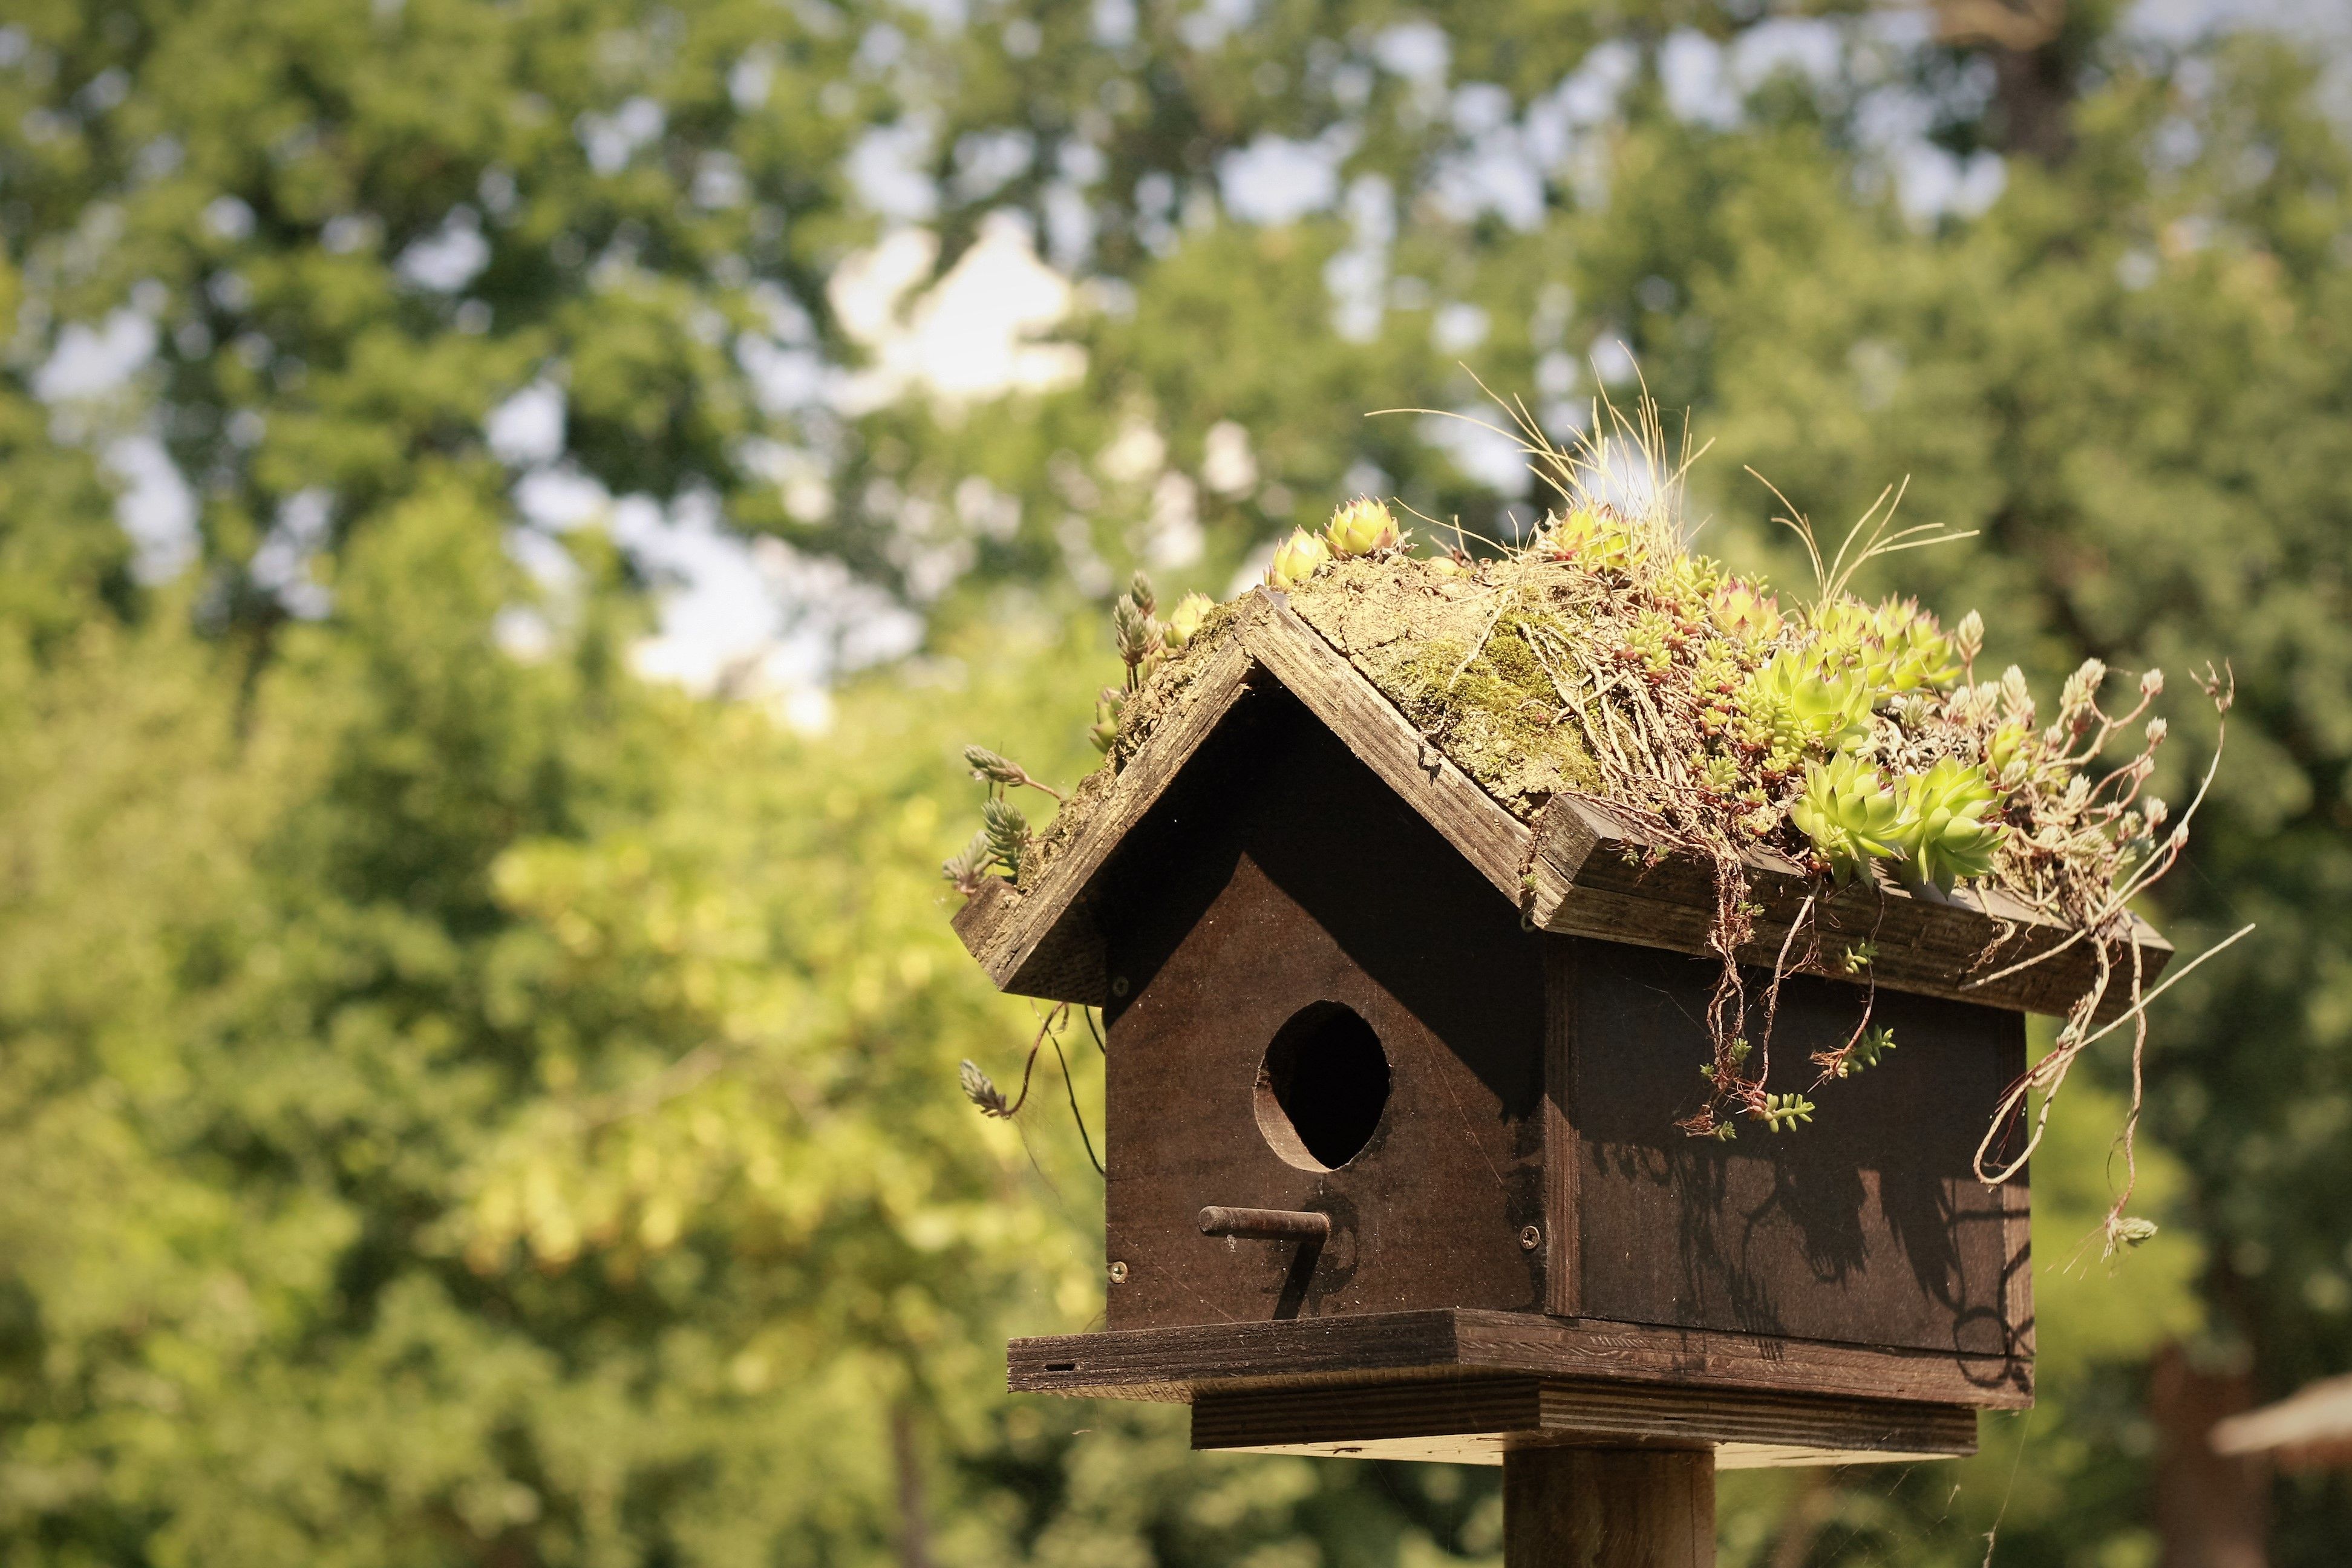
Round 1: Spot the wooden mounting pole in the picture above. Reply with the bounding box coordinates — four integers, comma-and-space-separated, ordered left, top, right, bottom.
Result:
1503, 1447, 1715, 1567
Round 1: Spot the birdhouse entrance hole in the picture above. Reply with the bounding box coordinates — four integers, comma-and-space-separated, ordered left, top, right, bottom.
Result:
1255, 1002, 1390, 1171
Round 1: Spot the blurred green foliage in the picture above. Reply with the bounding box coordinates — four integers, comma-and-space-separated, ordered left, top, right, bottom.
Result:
2, 0, 2350, 1561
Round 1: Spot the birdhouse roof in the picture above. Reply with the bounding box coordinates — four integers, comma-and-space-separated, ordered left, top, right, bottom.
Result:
951, 587, 2167, 1018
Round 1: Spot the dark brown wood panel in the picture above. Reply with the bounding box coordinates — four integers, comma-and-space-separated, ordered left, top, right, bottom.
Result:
1572, 941, 2029, 1357
1504, 1448, 1717, 1567
950, 607, 1261, 1003
1527, 795, 2169, 1027
1095, 690, 1549, 1330
1543, 939, 1581, 1317
1192, 1374, 1977, 1459
1008, 1308, 2031, 1409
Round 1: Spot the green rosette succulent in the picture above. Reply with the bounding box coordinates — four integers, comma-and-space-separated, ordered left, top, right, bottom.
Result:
1709, 580, 1782, 642
1088, 686, 1125, 754
1744, 651, 1873, 755
1871, 598, 1962, 693
1985, 719, 2033, 782
1806, 599, 1880, 670
1896, 756, 2004, 891
1543, 503, 1641, 572
1266, 527, 1332, 589
1324, 497, 1400, 557
1163, 591, 1215, 650
1789, 753, 1907, 883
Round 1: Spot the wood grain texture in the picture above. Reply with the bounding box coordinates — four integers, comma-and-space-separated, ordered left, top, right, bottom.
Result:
1008, 1308, 2031, 1409
952, 587, 2164, 1023
1570, 942, 2028, 1358
1192, 1374, 1976, 1462
949, 607, 1261, 1003
1236, 592, 1533, 904
1504, 1448, 1716, 1566
1527, 795, 2167, 1025
1993, 1024, 2037, 1364
1094, 693, 1547, 1330
1543, 938, 1581, 1318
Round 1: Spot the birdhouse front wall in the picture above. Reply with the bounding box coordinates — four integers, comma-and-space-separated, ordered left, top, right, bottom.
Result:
1097, 690, 1550, 1331
1083, 681, 2031, 1378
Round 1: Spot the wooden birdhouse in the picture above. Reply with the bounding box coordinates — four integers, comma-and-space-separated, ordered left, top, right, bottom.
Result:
952, 586, 2167, 1538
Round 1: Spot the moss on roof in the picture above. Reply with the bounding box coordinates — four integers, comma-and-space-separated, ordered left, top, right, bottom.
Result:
1287, 556, 1600, 818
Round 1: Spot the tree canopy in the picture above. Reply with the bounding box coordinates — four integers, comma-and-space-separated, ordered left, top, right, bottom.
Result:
2, 0, 2350, 1561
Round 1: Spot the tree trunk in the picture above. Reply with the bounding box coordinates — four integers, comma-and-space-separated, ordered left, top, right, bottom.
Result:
1989, 42, 2077, 165
890, 1400, 933, 1568
1504, 1447, 1715, 1567
2150, 1341, 2268, 1568
1766, 1469, 1835, 1568
1927, 0, 2080, 163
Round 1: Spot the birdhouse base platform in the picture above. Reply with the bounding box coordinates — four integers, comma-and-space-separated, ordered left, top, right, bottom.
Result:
1011, 1308, 2016, 1468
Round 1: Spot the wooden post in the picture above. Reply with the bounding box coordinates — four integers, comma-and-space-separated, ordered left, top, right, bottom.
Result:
1503, 1447, 1715, 1567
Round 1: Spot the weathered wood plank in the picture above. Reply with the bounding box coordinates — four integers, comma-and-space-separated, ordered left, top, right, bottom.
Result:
1190, 1432, 1962, 1470
1238, 590, 1535, 906
1192, 1374, 1976, 1461
1542, 938, 1581, 1319
1569, 946, 2025, 1357
1099, 724, 1547, 1330
948, 612, 1262, 1002
1505, 1448, 1716, 1565
1530, 795, 2169, 1025
1008, 1308, 2031, 1409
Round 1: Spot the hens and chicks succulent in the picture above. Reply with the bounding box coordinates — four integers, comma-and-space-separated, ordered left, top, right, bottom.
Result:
952, 487, 2161, 911
948, 466, 2190, 1167
1485, 499, 2019, 896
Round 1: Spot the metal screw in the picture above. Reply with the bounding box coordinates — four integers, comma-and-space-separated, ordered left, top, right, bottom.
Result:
1109, 975, 1130, 998
1518, 1225, 1542, 1252
1108, 1260, 1129, 1284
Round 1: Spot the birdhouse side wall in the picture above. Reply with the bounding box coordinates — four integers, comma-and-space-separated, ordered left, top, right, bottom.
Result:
1097, 690, 1549, 1331
1552, 937, 2031, 1361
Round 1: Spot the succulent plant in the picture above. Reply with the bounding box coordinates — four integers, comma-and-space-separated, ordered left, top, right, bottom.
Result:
1266, 527, 1333, 589
1696, 750, 1743, 794
1088, 686, 1125, 754
1127, 569, 1156, 618
1789, 752, 1906, 882
1543, 503, 1639, 572
959, 1059, 1012, 1117
981, 795, 1032, 880
940, 829, 991, 895
1324, 497, 1400, 557
1896, 756, 2002, 891
1658, 552, 1724, 611
1744, 651, 1873, 754
962, 743, 1063, 803
963, 745, 1022, 789
1985, 719, 2033, 781
1870, 598, 1962, 693
1709, 580, 1782, 642
1828, 1024, 1896, 1078
1806, 598, 1880, 668
1163, 590, 1216, 650
1625, 608, 1678, 677
1754, 1091, 1817, 1132
1952, 607, 1985, 667
1112, 592, 1162, 682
